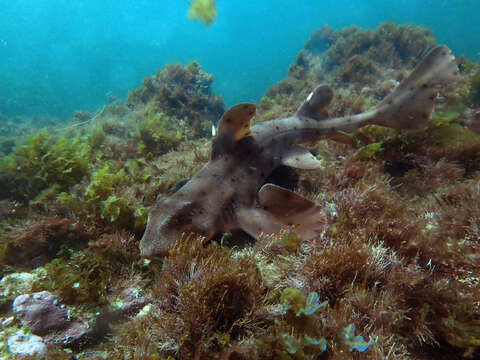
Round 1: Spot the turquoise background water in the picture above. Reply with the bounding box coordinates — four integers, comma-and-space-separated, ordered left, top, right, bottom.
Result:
0, 0, 478, 119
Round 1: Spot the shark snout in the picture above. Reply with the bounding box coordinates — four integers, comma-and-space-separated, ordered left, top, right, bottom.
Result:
139, 210, 173, 258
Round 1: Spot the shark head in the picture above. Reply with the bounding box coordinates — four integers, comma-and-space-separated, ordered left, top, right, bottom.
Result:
139, 195, 212, 257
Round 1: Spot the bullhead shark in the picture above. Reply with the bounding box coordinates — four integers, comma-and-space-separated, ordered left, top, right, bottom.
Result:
140, 45, 459, 258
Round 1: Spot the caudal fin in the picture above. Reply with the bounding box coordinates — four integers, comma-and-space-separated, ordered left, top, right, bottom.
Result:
373, 45, 460, 130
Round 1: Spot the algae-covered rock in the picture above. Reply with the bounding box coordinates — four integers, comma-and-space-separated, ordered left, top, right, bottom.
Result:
0, 131, 90, 203
12, 291, 93, 347
126, 61, 224, 138
6, 331, 48, 357
113, 288, 150, 315
13, 291, 70, 336
0, 272, 38, 298
0, 218, 87, 270
258, 22, 438, 122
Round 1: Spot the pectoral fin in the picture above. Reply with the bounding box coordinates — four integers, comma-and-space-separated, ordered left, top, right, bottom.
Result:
258, 184, 326, 239
281, 147, 323, 169
236, 207, 285, 239
217, 103, 256, 141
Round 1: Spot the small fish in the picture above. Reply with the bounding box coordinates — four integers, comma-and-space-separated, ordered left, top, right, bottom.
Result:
140, 46, 460, 258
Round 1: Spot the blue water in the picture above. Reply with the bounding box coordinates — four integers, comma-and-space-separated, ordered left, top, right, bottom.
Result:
0, 0, 478, 120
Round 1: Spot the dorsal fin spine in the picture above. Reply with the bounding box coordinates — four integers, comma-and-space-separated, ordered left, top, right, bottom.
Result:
296, 85, 334, 121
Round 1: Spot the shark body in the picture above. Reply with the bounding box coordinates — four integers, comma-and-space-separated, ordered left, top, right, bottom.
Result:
140, 46, 459, 258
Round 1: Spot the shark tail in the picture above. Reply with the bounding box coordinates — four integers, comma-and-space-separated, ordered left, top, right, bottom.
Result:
372, 45, 460, 130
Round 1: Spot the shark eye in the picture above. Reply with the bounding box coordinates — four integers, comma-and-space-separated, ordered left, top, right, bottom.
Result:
172, 214, 192, 226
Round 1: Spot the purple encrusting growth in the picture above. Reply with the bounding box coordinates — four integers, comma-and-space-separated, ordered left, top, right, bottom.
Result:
140, 45, 459, 258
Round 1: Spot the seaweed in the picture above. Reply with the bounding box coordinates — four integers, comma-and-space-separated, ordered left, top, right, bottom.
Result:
114, 233, 265, 359
470, 68, 480, 106
134, 111, 181, 157
338, 54, 380, 84
323, 23, 435, 70
0, 132, 90, 204
257, 22, 438, 122
57, 162, 148, 232
34, 248, 115, 305
0, 217, 88, 272
458, 56, 480, 106
126, 61, 224, 138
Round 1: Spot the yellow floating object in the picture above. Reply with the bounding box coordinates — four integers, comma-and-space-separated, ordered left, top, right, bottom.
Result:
187, 0, 217, 27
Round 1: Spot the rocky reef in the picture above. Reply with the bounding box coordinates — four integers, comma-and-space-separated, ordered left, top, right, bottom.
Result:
126, 61, 224, 138
0, 23, 480, 359
257, 23, 445, 122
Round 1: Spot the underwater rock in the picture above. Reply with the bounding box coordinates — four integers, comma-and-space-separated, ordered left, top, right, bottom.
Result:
257, 22, 439, 122
0, 272, 38, 298
72, 110, 92, 124
12, 292, 69, 336
0, 218, 87, 269
126, 61, 224, 138
115, 288, 150, 315
90, 288, 152, 337
12, 291, 93, 347
6, 331, 48, 357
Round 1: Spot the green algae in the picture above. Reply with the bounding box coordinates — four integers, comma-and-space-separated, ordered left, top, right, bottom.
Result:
426, 122, 479, 147
126, 61, 224, 138
0, 132, 90, 203
352, 141, 383, 161
256, 288, 376, 358
280, 288, 327, 334
340, 324, 375, 353
279, 231, 302, 254
34, 249, 112, 305
459, 57, 480, 106
58, 163, 148, 231
470, 68, 480, 106
134, 111, 181, 158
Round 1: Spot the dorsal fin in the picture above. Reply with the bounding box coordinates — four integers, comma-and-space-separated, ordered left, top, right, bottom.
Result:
217, 103, 256, 141
296, 85, 334, 121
